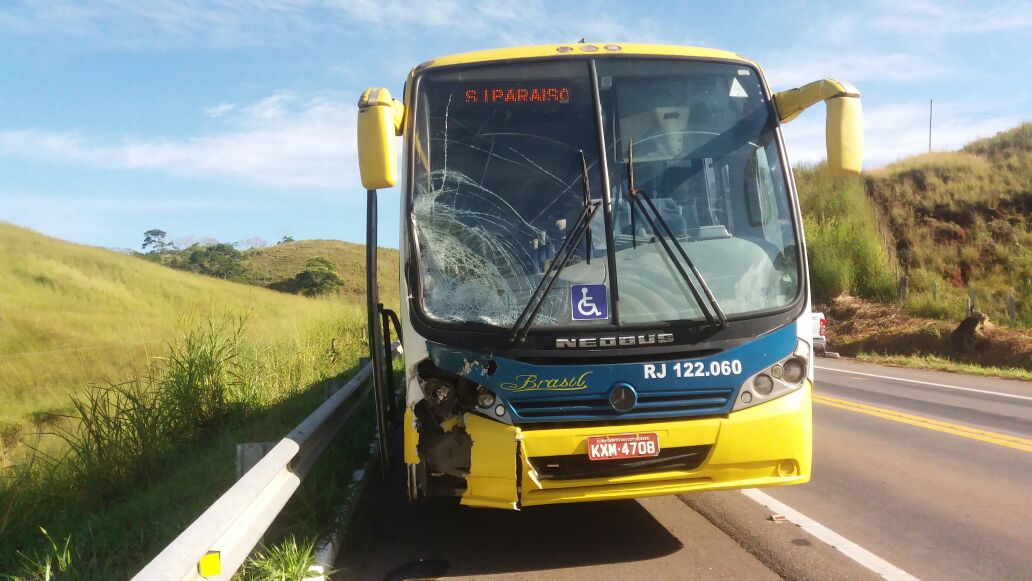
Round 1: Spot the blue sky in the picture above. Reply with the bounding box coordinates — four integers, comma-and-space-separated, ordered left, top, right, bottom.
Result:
1, 0, 1030, 250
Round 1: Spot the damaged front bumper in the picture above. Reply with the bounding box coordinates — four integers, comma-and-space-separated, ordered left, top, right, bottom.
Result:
456, 382, 812, 510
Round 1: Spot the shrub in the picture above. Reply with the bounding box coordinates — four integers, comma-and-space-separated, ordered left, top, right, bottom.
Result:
293, 257, 344, 297
237, 536, 321, 580
796, 165, 897, 301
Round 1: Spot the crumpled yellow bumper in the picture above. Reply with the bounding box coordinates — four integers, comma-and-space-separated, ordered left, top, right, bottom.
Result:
460, 382, 812, 509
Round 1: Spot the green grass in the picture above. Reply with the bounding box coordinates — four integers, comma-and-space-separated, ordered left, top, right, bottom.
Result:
855, 352, 1032, 382
862, 123, 1032, 326
243, 239, 399, 304
0, 223, 348, 434
0, 223, 388, 577
794, 164, 898, 301
235, 536, 325, 581
1, 311, 373, 577
796, 123, 1032, 329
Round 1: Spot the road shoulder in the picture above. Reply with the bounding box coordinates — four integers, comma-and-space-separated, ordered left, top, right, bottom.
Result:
679, 490, 883, 581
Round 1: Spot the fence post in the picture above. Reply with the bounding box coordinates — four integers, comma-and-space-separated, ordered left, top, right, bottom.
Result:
931, 280, 937, 301
236, 442, 277, 481
967, 288, 977, 316
898, 274, 909, 301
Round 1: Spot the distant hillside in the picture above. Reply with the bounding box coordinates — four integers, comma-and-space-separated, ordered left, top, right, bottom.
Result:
864, 123, 1032, 323
0, 223, 346, 431
243, 239, 400, 305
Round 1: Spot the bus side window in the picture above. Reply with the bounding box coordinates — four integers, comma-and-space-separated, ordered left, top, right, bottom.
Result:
744, 147, 776, 227
744, 145, 786, 249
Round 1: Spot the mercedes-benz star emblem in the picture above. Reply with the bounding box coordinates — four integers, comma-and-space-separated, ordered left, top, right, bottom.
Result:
608, 383, 637, 413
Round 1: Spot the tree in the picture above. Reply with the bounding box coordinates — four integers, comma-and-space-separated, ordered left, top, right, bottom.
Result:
187, 243, 247, 280
277, 236, 295, 245
293, 256, 344, 296
142, 229, 171, 253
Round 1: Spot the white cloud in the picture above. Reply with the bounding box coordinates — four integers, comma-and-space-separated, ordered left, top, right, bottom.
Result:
763, 51, 951, 91
780, 100, 1025, 169
0, 0, 319, 48
872, 0, 1032, 37
1, 0, 658, 49
325, 0, 660, 45
0, 92, 360, 189
205, 103, 235, 118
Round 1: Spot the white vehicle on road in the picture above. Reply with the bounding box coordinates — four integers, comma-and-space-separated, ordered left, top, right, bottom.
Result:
812, 311, 827, 356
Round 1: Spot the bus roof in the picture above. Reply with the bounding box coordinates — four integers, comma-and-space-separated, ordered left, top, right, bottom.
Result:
410, 43, 757, 76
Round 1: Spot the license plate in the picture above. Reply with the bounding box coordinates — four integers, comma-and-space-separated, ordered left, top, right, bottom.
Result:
587, 433, 660, 461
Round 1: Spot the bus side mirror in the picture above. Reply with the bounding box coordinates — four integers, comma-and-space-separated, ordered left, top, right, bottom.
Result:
774, 79, 863, 177
825, 96, 862, 176
357, 87, 405, 190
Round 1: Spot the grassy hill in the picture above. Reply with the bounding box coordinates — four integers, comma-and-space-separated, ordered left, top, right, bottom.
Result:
864, 123, 1032, 324
796, 122, 1031, 327
0, 223, 377, 576
243, 239, 400, 304
0, 222, 348, 434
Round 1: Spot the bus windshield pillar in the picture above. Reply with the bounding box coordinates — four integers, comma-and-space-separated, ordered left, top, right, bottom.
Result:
366, 188, 390, 476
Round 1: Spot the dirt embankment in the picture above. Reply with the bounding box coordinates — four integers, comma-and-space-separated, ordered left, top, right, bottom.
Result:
819, 295, 1032, 372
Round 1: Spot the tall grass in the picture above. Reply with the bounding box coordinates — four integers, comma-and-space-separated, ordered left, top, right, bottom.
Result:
0, 223, 386, 577
795, 164, 897, 301
0, 223, 348, 436
859, 124, 1032, 327
159, 318, 245, 438
6, 528, 75, 581
60, 376, 172, 501
236, 536, 323, 581
1, 310, 368, 578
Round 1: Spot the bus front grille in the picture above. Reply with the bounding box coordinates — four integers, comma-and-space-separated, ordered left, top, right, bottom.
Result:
509, 388, 734, 421
527, 445, 712, 480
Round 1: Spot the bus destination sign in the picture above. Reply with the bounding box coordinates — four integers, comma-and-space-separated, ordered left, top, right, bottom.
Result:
464, 87, 570, 104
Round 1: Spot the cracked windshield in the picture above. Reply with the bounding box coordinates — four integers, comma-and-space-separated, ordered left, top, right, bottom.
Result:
413, 59, 799, 329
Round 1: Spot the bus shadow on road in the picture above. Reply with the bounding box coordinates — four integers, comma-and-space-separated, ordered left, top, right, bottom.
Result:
343, 486, 683, 579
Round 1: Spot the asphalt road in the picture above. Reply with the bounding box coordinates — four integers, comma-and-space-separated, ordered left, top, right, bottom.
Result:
766, 359, 1032, 581
339, 360, 1032, 580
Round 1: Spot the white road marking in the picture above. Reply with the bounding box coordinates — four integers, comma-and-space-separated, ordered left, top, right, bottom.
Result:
741, 489, 918, 580
815, 365, 1032, 402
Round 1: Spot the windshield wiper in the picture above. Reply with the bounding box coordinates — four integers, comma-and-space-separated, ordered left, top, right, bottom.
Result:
626, 140, 728, 328
580, 151, 594, 265
510, 151, 601, 344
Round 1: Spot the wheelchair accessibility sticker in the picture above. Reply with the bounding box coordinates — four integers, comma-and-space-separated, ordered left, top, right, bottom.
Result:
571, 284, 608, 321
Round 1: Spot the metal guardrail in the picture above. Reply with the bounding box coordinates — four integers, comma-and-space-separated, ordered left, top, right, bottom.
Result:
134, 346, 399, 580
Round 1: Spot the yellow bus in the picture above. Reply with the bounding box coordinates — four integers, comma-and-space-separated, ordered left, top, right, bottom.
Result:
357, 43, 861, 509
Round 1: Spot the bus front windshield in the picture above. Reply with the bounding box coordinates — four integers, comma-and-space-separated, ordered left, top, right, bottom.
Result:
411, 58, 800, 331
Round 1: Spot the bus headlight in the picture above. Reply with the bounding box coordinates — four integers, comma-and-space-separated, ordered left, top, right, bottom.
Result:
476, 387, 496, 408
733, 339, 810, 411
753, 374, 774, 395
782, 358, 806, 384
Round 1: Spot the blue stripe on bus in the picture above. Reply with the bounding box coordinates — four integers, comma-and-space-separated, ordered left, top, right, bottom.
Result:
426, 322, 799, 423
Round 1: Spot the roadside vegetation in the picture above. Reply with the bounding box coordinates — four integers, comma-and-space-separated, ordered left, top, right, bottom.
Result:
797, 123, 1032, 378
245, 239, 399, 302
135, 230, 400, 303
854, 353, 1032, 383
0, 223, 345, 438
794, 164, 898, 302
864, 123, 1032, 326
797, 123, 1031, 327
1, 312, 371, 577
0, 224, 383, 577
822, 294, 1032, 379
